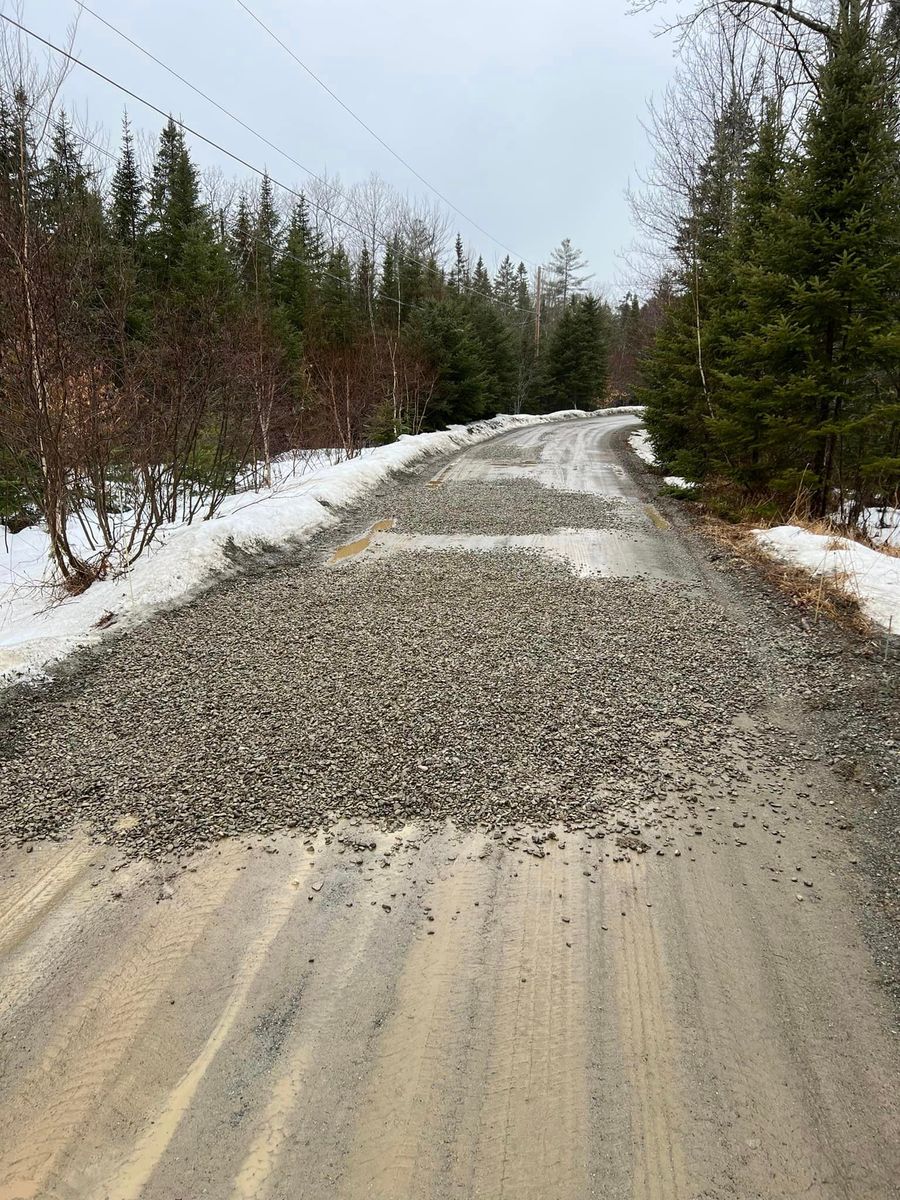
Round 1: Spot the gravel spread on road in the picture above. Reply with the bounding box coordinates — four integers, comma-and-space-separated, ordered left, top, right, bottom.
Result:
389, 479, 644, 535
0, 467, 896, 877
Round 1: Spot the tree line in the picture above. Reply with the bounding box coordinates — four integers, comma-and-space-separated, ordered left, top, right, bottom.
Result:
632, 0, 900, 524
0, 65, 627, 585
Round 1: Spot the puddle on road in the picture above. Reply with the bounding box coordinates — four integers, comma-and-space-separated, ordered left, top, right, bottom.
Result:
643, 503, 669, 530
330, 519, 395, 563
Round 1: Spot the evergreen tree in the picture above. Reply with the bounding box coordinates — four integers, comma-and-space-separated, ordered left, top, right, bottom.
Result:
640, 93, 756, 479
230, 193, 255, 291
412, 297, 489, 427
777, 11, 900, 514
472, 255, 492, 298
377, 239, 400, 327
532, 295, 608, 413
319, 245, 356, 344
717, 14, 900, 512
144, 117, 216, 292
38, 113, 101, 234
709, 100, 794, 491
516, 262, 531, 310
274, 195, 323, 340
545, 238, 592, 306
449, 233, 468, 293
109, 113, 143, 247
493, 255, 516, 305
253, 172, 281, 295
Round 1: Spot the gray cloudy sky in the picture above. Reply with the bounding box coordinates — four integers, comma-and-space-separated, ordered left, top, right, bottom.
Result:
13, 0, 678, 294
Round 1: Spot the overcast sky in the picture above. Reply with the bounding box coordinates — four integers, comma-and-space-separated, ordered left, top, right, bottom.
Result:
10, 0, 679, 295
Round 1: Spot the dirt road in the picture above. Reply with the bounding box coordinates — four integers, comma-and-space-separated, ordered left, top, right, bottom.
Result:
0, 413, 898, 1200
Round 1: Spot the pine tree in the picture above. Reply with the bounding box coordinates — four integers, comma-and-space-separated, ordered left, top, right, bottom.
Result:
109, 112, 143, 247
493, 255, 516, 305
274, 195, 323, 340
545, 238, 592, 306
532, 295, 608, 413
472, 255, 492, 298
640, 93, 756, 480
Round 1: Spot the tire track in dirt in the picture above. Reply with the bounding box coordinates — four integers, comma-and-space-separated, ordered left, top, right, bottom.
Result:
336, 847, 492, 1200
86, 871, 304, 1200
605, 864, 688, 1200
0, 838, 95, 957
656, 810, 900, 1199
468, 846, 592, 1200
0, 857, 237, 1200
227, 844, 421, 1200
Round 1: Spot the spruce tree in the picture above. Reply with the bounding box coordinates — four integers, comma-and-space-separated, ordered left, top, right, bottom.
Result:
274, 195, 323, 341
640, 94, 756, 480
493, 255, 516, 305
472, 255, 492, 298
532, 295, 608, 413
109, 113, 143, 247
782, 9, 900, 514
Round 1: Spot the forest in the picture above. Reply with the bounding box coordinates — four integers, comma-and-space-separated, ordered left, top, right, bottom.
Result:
632, 0, 900, 525
0, 23, 646, 587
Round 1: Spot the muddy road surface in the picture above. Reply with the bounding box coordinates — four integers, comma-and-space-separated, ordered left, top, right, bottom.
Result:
0, 412, 898, 1200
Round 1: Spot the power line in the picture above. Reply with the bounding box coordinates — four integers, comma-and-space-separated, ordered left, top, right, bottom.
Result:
72, 1, 332, 191
233, 0, 536, 268
1, 11, 535, 316
71, 0, 537, 309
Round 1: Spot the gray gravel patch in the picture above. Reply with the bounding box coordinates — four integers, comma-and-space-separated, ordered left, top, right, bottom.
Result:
383, 479, 643, 536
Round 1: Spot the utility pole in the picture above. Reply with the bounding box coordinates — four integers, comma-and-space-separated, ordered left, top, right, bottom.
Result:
534, 265, 542, 356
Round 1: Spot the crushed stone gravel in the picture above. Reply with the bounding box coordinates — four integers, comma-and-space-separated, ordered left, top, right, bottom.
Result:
0, 469, 828, 863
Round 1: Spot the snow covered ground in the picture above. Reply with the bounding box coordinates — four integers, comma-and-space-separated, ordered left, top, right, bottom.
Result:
754, 525, 900, 633
856, 506, 900, 550
624, 429, 898, 632
1, 409, 607, 686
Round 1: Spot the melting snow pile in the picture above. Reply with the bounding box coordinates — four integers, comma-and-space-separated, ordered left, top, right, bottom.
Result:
627, 428, 695, 490
628, 428, 656, 467
754, 525, 900, 633
1, 409, 612, 685
856, 507, 900, 550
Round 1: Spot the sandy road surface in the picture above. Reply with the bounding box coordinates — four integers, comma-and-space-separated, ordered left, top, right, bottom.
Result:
0, 413, 898, 1200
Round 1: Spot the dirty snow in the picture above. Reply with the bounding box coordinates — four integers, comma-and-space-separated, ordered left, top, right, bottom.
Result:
628, 428, 657, 467
0, 410, 600, 686
627, 428, 696, 491
754, 525, 900, 633
856, 506, 900, 550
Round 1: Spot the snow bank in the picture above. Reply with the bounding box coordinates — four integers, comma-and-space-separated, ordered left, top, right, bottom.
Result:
0, 409, 598, 686
754, 525, 900, 633
627, 429, 697, 492
628, 428, 657, 467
